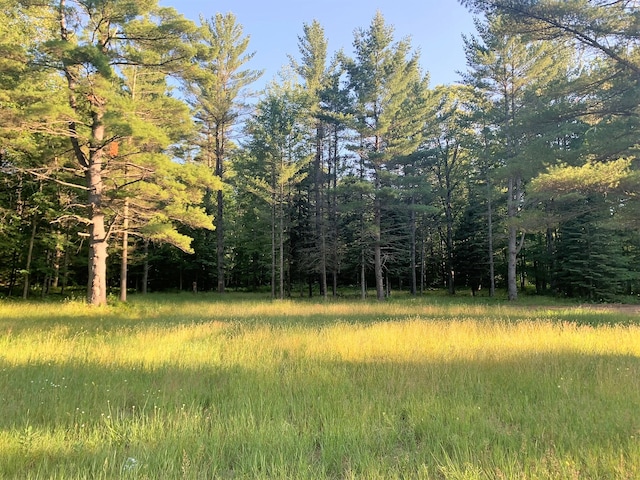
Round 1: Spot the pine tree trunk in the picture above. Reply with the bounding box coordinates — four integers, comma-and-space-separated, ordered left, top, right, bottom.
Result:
374, 174, 385, 300
315, 123, 327, 299
52, 251, 61, 289
420, 234, 425, 295
215, 123, 225, 293
360, 253, 366, 299
216, 189, 225, 293
330, 126, 339, 298
60, 231, 70, 296
507, 175, 518, 301
547, 227, 556, 292
487, 177, 496, 297
410, 199, 417, 296
271, 202, 276, 300
446, 197, 455, 295
142, 239, 149, 295
61, 3, 108, 306
120, 198, 129, 302
22, 215, 37, 300
86, 126, 108, 306
279, 199, 285, 300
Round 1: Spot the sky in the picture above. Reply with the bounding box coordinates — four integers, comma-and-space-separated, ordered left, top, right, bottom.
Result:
159, 0, 479, 90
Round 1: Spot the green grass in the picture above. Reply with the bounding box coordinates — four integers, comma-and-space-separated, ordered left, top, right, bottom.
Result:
1, 293, 639, 479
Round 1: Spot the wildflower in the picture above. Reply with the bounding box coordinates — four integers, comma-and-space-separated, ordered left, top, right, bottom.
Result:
122, 457, 138, 471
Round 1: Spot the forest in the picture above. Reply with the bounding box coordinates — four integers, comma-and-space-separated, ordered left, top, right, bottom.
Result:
1, 0, 639, 305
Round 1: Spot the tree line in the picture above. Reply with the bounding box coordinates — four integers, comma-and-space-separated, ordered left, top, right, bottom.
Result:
1, 0, 639, 305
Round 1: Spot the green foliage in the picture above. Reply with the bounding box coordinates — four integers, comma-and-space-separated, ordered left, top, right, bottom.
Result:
459, 0, 640, 76
2, 1, 640, 302
531, 158, 633, 196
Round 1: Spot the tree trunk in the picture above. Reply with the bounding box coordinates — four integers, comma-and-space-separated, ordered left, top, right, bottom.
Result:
547, 227, 556, 292
507, 176, 518, 300
86, 124, 108, 306
22, 215, 37, 300
420, 234, 425, 295
215, 123, 225, 293
279, 199, 284, 300
487, 176, 496, 297
142, 238, 149, 294
60, 231, 70, 296
330, 125, 339, 298
216, 188, 225, 293
52, 232, 63, 289
61, 3, 108, 306
271, 202, 276, 300
410, 198, 417, 296
315, 122, 327, 299
445, 196, 455, 295
506, 175, 525, 301
374, 173, 385, 300
120, 198, 129, 302
42, 250, 52, 297
87, 210, 108, 305
360, 253, 367, 299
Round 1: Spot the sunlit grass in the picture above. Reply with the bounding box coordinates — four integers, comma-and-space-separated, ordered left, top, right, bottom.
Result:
1, 293, 639, 479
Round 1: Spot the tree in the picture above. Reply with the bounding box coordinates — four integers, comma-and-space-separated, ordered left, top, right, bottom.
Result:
454, 187, 489, 295
24, 0, 198, 305
345, 12, 426, 300
243, 79, 310, 298
422, 85, 474, 294
462, 15, 567, 299
110, 63, 217, 301
186, 13, 262, 293
290, 20, 331, 298
530, 159, 639, 299
459, 0, 640, 78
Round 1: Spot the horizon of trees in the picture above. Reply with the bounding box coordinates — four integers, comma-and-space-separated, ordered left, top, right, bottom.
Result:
1, 0, 639, 304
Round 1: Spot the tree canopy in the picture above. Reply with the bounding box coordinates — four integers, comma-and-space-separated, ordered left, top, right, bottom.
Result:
2, 2, 639, 303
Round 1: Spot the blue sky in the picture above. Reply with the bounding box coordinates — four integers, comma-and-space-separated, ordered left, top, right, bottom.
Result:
159, 0, 478, 89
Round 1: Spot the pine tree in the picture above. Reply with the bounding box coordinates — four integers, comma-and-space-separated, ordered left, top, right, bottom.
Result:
462, 14, 568, 300
290, 20, 331, 298
243, 79, 311, 298
25, 0, 199, 305
421, 85, 474, 295
186, 13, 262, 293
345, 12, 426, 300
531, 159, 638, 299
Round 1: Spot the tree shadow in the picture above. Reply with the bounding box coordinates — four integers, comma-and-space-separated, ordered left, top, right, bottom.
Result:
1, 348, 638, 478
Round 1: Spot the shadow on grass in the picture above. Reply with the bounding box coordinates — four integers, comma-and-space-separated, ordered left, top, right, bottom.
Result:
2, 293, 638, 336
1, 347, 639, 479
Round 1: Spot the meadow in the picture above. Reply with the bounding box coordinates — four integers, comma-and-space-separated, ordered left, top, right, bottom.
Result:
0, 293, 639, 479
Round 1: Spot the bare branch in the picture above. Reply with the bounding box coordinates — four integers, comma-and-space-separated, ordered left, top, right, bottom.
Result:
51, 214, 92, 225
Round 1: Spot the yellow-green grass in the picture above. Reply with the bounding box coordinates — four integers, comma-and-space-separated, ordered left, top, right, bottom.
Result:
0, 294, 638, 479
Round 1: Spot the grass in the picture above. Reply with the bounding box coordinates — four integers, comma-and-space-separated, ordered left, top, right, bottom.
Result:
0, 293, 639, 479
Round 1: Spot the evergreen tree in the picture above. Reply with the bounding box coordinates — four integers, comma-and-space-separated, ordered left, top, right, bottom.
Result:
462, 15, 568, 300
421, 85, 474, 294
531, 158, 639, 299
23, 0, 198, 305
243, 79, 311, 298
460, 0, 640, 78
290, 20, 331, 297
345, 12, 426, 300
186, 13, 262, 293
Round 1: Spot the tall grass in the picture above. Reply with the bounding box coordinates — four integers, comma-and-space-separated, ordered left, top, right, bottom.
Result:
0, 294, 639, 479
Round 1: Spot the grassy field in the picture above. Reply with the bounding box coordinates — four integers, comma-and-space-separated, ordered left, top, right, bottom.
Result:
0, 293, 639, 479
